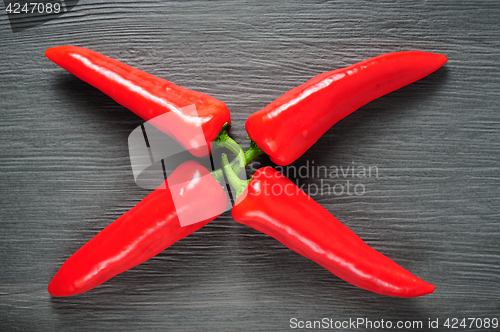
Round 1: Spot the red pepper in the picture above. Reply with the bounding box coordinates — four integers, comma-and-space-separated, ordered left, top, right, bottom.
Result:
48, 161, 228, 297
46, 46, 231, 157
246, 51, 447, 165
223, 162, 434, 297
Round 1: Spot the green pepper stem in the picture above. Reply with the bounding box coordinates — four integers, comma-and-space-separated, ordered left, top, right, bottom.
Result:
211, 159, 238, 184
210, 124, 265, 184
213, 128, 246, 169
221, 153, 250, 199
210, 123, 243, 184
244, 140, 264, 165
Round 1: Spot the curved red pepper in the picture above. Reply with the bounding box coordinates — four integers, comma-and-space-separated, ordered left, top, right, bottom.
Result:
231, 167, 435, 297
48, 161, 228, 297
46, 46, 231, 157
246, 51, 447, 165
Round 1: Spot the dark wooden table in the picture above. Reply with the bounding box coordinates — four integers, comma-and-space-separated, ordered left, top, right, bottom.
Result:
1, 1, 498, 331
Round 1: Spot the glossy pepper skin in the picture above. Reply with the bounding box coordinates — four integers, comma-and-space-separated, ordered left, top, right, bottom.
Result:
246, 51, 448, 165
231, 167, 435, 297
46, 46, 230, 157
48, 161, 228, 297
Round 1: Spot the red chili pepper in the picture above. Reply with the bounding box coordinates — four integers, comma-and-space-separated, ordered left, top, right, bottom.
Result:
223, 161, 434, 297
246, 51, 447, 165
46, 46, 231, 157
48, 161, 228, 297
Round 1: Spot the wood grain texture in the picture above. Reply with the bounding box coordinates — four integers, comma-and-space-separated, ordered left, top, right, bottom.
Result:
1, 0, 498, 331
